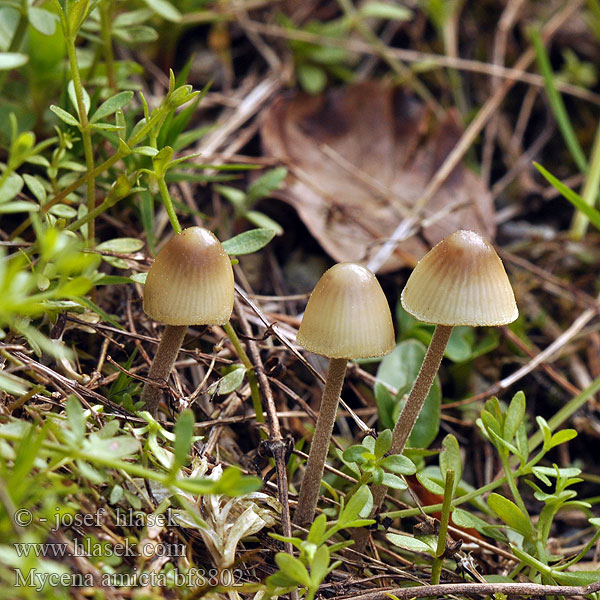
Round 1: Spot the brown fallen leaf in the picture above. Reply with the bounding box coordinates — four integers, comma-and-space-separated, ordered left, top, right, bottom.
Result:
260, 82, 495, 272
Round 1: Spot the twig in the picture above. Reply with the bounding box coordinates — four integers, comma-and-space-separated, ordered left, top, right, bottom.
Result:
341, 579, 600, 600
232, 297, 295, 560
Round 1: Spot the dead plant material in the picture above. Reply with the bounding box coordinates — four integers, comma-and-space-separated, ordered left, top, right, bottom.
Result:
261, 82, 495, 271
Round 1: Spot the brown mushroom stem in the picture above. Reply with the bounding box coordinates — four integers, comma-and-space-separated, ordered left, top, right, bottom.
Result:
140, 324, 187, 415
389, 324, 453, 456
294, 357, 348, 527
355, 324, 453, 552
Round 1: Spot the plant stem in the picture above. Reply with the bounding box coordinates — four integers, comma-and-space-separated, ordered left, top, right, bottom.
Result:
355, 325, 453, 551
99, 0, 116, 91
157, 176, 182, 235
431, 469, 455, 585
10, 83, 178, 240
223, 321, 264, 423
570, 119, 600, 238
64, 28, 96, 246
294, 357, 348, 526
140, 324, 187, 415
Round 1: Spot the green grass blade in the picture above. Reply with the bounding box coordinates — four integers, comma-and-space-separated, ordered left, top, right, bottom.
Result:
530, 28, 587, 174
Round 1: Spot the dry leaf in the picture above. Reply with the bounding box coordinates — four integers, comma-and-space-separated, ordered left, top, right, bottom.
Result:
261, 82, 495, 271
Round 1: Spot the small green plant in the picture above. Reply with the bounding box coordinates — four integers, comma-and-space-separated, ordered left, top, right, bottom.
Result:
266, 485, 374, 599
216, 166, 287, 235
338, 428, 416, 491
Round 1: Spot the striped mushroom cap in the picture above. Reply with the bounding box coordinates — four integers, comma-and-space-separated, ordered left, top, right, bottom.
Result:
143, 227, 234, 326
401, 230, 518, 326
297, 262, 395, 359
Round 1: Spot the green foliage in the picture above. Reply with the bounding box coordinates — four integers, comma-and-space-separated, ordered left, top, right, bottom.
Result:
217, 166, 287, 235
279, 15, 354, 94
338, 429, 416, 490
267, 485, 373, 599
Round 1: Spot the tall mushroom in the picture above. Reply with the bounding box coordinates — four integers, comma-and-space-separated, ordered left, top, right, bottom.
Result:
294, 262, 395, 526
141, 226, 234, 415
361, 230, 518, 548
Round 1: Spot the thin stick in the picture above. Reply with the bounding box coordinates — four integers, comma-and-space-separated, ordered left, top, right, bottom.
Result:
344, 579, 600, 600
294, 357, 348, 526
140, 325, 187, 415
233, 299, 294, 566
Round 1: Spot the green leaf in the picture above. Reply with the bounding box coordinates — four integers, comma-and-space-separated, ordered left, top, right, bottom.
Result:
0, 201, 39, 214
68, 79, 90, 118
440, 434, 462, 493
96, 238, 145, 253
359, 2, 412, 20
83, 435, 140, 459
246, 210, 284, 235
342, 445, 369, 464
50, 104, 80, 127
379, 454, 416, 475
66, 396, 85, 442
534, 162, 600, 231
0, 172, 23, 203
381, 472, 407, 489
504, 390, 526, 442
297, 63, 327, 95
222, 228, 276, 255
275, 553, 311, 588
247, 167, 288, 203
536, 415, 553, 451
339, 485, 372, 526
217, 365, 246, 395
309, 544, 330, 587
387, 533, 434, 553
307, 513, 327, 545
131, 272, 148, 284
444, 326, 474, 362
0, 52, 28, 70
28, 7, 58, 35
49, 204, 77, 218
68, 0, 90, 34
23, 174, 47, 203
374, 429, 392, 458
416, 471, 444, 495
0, 372, 28, 395
143, 0, 182, 21
375, 340, 441, 447
174, 410, 194, 468
152, 146, 174, 177
547, 428, 577, 449
216, 184, 247, 211
90, 91, 134, 123
487, 493, 533, 539
451, 508, 491, 535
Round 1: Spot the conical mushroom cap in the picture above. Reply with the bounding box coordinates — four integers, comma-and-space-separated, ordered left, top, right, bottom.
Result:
297, 263, 395, 359
143, 227, 234, 326
401, 230, 518, 326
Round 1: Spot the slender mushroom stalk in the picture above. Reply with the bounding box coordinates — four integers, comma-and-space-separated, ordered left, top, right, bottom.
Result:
141, 227, 234, 415
359, 230, 518, 550
293, 263, 395, 527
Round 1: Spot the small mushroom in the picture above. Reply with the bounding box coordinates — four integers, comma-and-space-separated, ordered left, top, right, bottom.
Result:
360, 230, 518, 548
390, 229, 518, 456
294, 262, 395, 526
141, 227, 234, 415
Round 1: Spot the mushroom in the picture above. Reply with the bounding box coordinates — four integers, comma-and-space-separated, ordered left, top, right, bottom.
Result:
390, 229, 518, 456
293, 262, 395, 526
140, 226, 234, 415
361, 230, 518, 547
